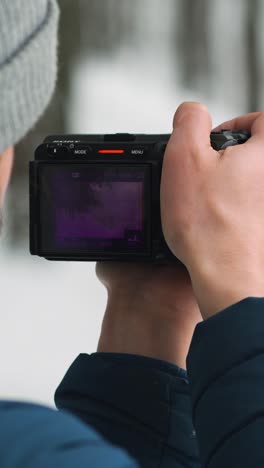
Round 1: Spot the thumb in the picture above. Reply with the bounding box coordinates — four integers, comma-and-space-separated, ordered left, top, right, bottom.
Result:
172, 101, 213, 159
160, 102, 214, 257
163, 102, 214, 181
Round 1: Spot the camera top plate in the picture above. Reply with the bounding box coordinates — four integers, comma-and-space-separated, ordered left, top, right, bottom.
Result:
43, 130, 249, 146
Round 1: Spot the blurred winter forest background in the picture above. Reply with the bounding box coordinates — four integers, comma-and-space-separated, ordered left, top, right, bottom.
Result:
0, 0, 263, 405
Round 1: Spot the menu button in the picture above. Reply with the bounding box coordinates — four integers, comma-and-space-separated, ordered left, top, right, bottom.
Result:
130, 147, 146, 156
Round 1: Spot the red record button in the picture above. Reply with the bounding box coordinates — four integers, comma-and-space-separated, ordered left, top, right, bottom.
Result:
98, 149, 124, 154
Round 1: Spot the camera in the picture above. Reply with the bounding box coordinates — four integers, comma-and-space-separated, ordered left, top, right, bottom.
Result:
30, 130, 249, 264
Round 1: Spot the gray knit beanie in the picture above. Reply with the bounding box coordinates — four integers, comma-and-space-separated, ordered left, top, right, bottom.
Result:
0, 0, 59, 153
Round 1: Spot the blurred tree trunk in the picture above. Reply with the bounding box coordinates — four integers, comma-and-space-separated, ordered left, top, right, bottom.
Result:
247, 0, 259, 112
7, 0, 81, 247
78, 0, 135, 54
174, 0, 211, 92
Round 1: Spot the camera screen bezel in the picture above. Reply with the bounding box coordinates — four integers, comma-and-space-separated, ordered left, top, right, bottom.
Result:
35, 162, 152, 259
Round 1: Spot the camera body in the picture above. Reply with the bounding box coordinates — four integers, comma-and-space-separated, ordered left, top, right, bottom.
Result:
30, 131, 249, 264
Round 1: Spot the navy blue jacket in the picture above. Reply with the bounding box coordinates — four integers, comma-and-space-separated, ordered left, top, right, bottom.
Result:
0, 297, 263, 467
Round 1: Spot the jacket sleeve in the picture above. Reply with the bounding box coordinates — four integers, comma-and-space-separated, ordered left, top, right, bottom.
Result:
55, 352, 201, 468
186, 296, 264, 468
0, 401, 137, 468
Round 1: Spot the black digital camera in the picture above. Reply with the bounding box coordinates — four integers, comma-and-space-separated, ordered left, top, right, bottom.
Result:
30, 131, 249, 264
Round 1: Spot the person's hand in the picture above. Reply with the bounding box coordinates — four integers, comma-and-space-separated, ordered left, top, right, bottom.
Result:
161, 102, 264, 319
96, 261, 202, 369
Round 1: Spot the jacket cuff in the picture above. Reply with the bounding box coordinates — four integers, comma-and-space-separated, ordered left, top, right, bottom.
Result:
187, 297, 264, 466
55, 352, 198, 457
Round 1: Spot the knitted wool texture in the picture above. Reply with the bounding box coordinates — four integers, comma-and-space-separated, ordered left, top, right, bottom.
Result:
0, 0, 59, 153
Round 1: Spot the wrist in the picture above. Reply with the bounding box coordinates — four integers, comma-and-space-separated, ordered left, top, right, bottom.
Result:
189, 265, 264, 320
97, 290, 201, 369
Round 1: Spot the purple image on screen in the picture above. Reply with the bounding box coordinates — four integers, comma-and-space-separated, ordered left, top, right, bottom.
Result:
51, 167, 146, 250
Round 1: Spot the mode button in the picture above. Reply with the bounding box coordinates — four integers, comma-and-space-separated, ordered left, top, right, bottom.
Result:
73, 146, 91, 156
